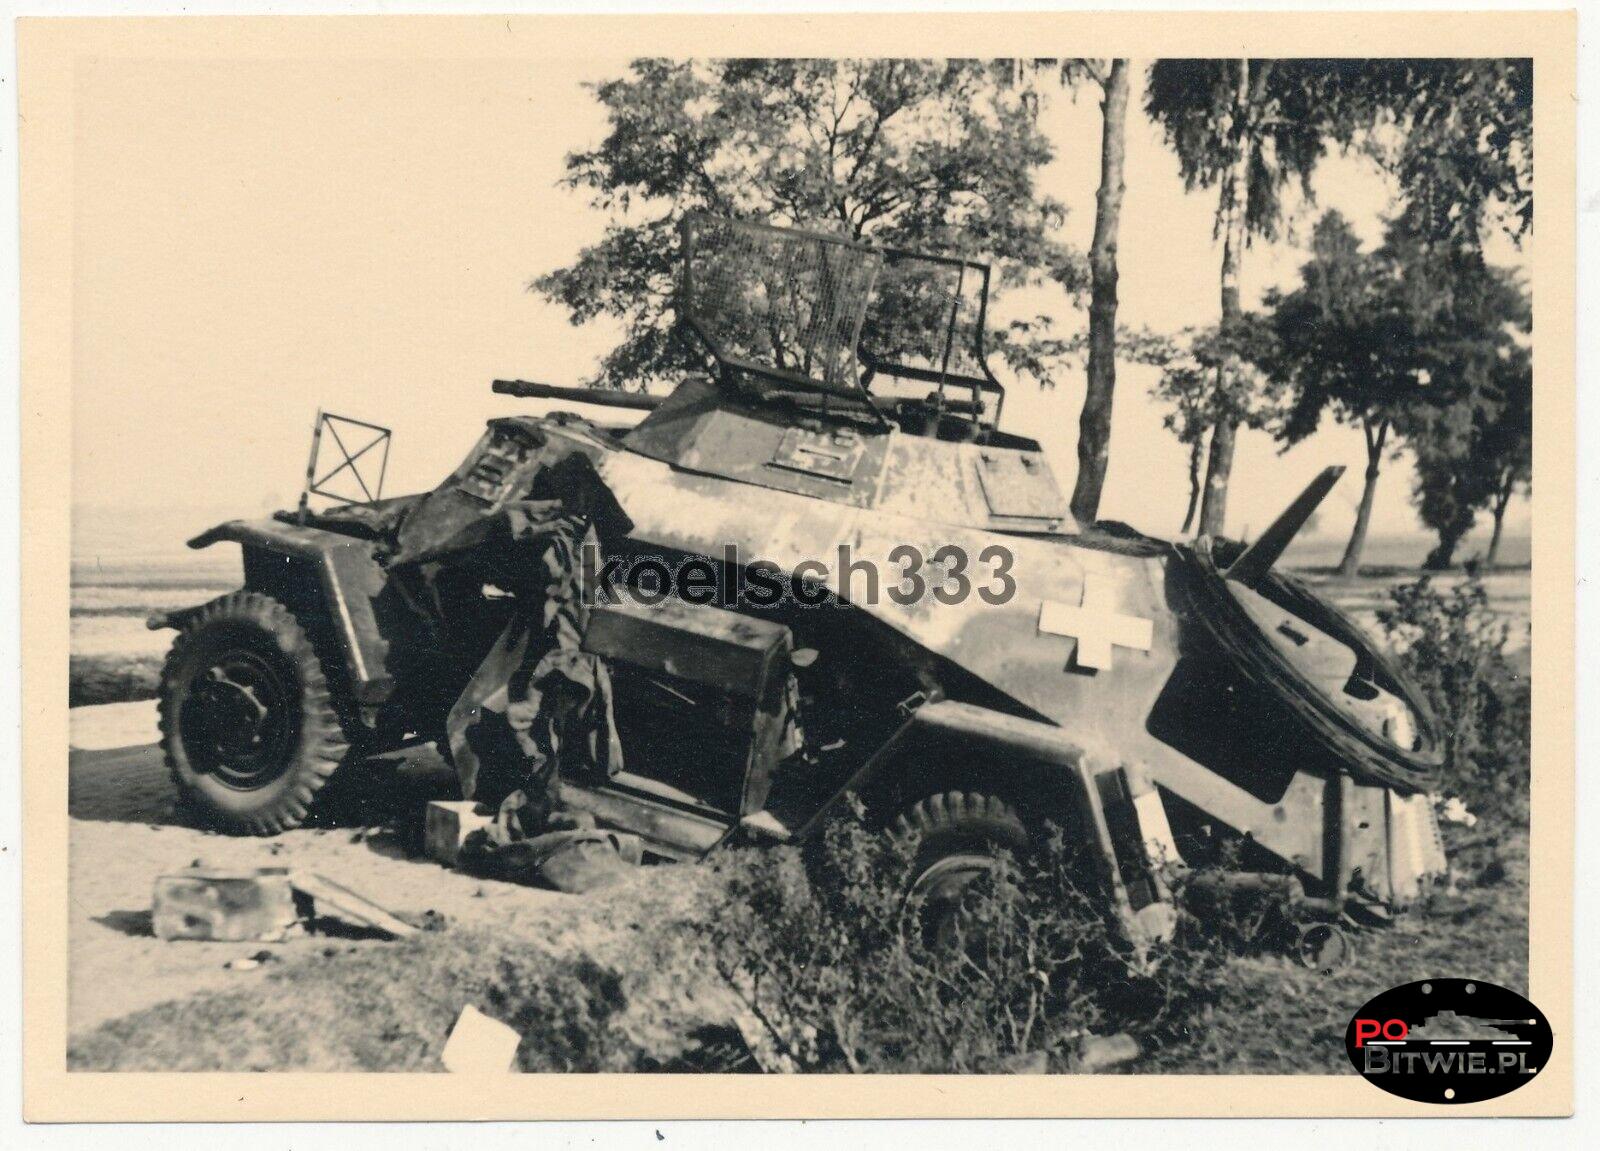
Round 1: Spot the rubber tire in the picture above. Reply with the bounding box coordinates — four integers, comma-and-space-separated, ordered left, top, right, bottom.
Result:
894, 791, 1029, 865
894, 791, 1029, 949
158, 591, 350, 835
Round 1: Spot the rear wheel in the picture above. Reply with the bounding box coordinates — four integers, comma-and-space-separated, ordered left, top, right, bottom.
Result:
158, 591, 351, 834
894, 791, 1028, 949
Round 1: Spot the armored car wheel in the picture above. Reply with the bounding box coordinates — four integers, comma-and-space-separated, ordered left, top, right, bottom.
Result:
896, 791, 1029, 949
158, 591, 351, 835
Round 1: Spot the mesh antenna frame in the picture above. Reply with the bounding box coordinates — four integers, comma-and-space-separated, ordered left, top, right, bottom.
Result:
296, 410, 392, 522
861, 245, 1004, 422
678, 214, 1005, 426
679, 214, 883, 401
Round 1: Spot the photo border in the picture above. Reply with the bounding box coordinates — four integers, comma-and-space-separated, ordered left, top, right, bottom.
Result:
18, 8, 1577, 1120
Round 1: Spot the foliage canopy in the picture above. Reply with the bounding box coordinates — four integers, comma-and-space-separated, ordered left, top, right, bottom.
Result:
536, 59, 1087, 391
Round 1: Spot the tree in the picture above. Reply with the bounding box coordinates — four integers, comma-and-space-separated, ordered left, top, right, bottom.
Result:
1145, 58, 1533, 541
1409, 345, 1531, 571
1477, 342, 1532, 569
1264, 209, 1529, 573
1325, 59, 1533, 252
1002, 59, 1173, 525
535, 59, 1086, 393
1265, 211, 1430, 576
1396, 248, 1530, 570
1339, 59, 1533, 569
1151, 319, 1281, 534
1152, 345, 1213, 535
1408, 407, 1493, 572
1145, 59, 1341, 537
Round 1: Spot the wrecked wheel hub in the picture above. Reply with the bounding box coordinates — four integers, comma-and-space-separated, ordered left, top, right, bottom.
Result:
179, 649, 297, 789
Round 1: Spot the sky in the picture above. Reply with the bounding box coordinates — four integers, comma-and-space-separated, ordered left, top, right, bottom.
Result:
70, 55, 1530, 552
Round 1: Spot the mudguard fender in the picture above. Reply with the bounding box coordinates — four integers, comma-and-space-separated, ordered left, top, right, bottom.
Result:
181, 518, 395, 706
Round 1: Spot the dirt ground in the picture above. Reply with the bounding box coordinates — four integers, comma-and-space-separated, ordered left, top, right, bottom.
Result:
66, 731, 651, 1035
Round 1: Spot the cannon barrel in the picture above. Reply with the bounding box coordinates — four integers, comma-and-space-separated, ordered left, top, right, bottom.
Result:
492, 379, 662, 411
493, 377, 988, 423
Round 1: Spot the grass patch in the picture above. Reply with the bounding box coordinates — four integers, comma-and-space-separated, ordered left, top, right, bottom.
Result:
69, 928, 636, 1072
67, 826, 1527, 1074
1141, 826, 1528, 1073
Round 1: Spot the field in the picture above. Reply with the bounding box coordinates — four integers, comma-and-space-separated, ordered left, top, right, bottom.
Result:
64, 511, 1532, 1073
70, 507, 237, 706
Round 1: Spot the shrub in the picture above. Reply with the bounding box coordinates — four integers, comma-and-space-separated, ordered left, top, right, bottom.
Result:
1375, 574, 1530, 823
702, 804, 1236, 1073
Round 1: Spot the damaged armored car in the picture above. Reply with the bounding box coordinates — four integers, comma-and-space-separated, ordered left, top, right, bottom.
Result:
151, 216, 1448, 957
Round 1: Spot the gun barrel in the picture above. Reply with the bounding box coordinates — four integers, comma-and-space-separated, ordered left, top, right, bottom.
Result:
492, 379, 661, 411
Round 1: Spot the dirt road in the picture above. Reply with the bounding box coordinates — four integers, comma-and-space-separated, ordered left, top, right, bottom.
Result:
67, 737, 587, 1036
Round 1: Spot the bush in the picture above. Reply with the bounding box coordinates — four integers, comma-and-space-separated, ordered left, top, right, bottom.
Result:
1376, 574, 1530, 823
701, 804, 1238, 1073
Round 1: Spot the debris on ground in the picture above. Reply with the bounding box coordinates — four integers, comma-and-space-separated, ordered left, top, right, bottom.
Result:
1439, 795, 1479, 827
458, 819, 645, 894
152, 866, 297, 942
290, 872, 418, 939
223, 950, 279, 972
424, 800, 497, 867
440, 1004, 522, 1073
1069, 1032, 1141, 1073
153, 865, 421, 943
443, 793, 645, 894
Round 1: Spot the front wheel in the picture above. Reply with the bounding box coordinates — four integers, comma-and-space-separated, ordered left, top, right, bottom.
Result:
895, 791, 1029, 949
158, 591, 351, 834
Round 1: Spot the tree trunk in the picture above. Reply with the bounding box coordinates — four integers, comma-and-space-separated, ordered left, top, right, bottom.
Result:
1070, 59, 1130, 525
1423, 531, 1465, 572
1423, 503, 1476, 571
1485, 513, 1505, 570
1485, 472, 1515, 569
1181, 435, 1204, 534
1200, 419, 1237, 537
1338, 419, 1388, 578
1198, 59, 1251, 539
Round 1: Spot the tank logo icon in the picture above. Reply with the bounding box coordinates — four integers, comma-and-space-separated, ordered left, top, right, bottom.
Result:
1346, 979, 1552, 1104
1039, 574, 1154, 670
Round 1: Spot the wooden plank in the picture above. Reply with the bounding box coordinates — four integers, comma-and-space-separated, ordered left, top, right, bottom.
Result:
290, 872, 418, 939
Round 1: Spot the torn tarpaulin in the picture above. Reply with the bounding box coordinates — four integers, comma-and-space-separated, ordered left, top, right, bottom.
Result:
444, 504, 623, 815
375, 446, 634, 874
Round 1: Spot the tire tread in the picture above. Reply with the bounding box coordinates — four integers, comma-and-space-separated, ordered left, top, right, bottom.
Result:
157, 590, 350, 835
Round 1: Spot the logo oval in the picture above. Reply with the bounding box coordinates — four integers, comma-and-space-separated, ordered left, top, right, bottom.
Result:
1346, 978, 1552, 1104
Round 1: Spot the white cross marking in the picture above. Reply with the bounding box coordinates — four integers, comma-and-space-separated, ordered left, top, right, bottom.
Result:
1038, 574, 1154, 671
